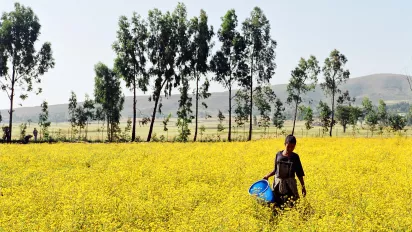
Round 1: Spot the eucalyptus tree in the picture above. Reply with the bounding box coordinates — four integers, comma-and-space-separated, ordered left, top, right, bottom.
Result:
94, 62, 124, 142
335, 90, 355, 133
0, 3, 55, 142
240, 7, 277, 141
210, 9, 248, 141
254, 85, 276, 135
272, 98, 286, 133
188, 9, 214, 142
82, 94, 95, 139
38, 100, 51, 140
173, 3, 194, 142
317, 100, 332, 135
286, 56, 320, 135
113, 13, 149, 142
68, 91, 77, 140
320, 49, 350, 137
146, 8, 179, 142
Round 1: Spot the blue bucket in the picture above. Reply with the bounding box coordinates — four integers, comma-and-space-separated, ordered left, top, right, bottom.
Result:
248, 179, 274, 203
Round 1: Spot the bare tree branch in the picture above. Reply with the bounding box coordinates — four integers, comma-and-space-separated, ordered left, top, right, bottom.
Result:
406, 74, 412, 92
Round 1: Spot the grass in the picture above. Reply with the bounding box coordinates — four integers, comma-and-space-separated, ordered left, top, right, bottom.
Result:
4, 118, 411, 142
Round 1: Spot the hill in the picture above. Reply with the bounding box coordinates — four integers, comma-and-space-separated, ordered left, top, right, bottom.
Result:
1, 73, 411, 123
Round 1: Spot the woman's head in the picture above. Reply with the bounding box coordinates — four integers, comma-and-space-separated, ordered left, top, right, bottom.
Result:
284, 134, 297, 153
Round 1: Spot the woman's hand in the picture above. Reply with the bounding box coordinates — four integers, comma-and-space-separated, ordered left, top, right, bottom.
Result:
302, 185, 307, 197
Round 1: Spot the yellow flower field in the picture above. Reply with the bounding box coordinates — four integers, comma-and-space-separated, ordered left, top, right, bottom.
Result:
1, 138, 412, 231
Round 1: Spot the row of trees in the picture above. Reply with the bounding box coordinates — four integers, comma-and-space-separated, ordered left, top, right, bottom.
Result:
297, 96, 410, 136
1, 3, 411, 142
91, 3, 277, 142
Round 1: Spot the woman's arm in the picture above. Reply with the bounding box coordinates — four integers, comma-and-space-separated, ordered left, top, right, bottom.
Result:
264, 153, 278, 180
263, 170, 275, 180
298, 176, 306, 196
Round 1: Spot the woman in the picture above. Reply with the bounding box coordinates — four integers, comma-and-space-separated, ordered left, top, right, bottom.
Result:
263, 134, 306, 207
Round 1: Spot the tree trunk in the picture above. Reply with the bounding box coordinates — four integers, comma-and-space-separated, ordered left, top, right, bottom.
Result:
147, 79, 167, 142
107, 117, 110, 142
85, 122, 88, 140
343, 124, 346, 133
194, 71, 199, 142
248, 59, 253, 141
330, 92, 335, 137
147, 94, 160, 142
292, 101, 298, 135
228, 83, 232, 142
8, 67, 16, 143
132, 80, 137, 142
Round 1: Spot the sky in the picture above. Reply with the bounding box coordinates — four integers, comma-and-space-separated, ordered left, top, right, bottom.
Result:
1, 0, 412, 109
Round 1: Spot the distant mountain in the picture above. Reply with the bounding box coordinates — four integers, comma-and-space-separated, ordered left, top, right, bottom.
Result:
1, 73, 411, 123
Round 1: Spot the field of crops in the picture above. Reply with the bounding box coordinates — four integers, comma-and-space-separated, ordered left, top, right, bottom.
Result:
1, 137, 412, 231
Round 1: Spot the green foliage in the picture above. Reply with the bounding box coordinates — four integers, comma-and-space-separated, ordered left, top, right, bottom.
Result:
334, 91, 355, 133
335, 105, 351, 133
320, 50, 350, 97
113, 12, 149, 142
388, 114, 407, 132
0, 3, 55, 142
234, 89, 250, 129
163, 113, 172, 132
176, 79, 194, 142
94, 62, 125, 142
146, 6, 182, 142
377, 99, 388, 125
217, 110, 226, 132
191, 8, 214, 140
72, 93, 94, 140
82, 94, 95, 138
120, 117, 132, 141
19, 123, 27, 140
287, 55, 320, 134
362, 97, 373, 115
241, 7, 277, 141
299, 106, 314, 131
254, 86, 276, 132
317, 101, 332, 134
94, 106, 105, 122
365, 110, 379, 136
68, 91, 77, 139
38, 100, 51, 140
320, 49, 350, 137
349, 106, 362, 126
173, 4, 192, 143
75, 106, 87, 139
272, 99, 286, 130
210, 9, 248, 141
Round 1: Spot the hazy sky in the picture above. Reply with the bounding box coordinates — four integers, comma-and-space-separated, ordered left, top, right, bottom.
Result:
1, 0, 412, 109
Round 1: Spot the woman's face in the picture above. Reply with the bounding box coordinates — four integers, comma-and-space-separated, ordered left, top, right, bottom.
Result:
285, 143, 296, 153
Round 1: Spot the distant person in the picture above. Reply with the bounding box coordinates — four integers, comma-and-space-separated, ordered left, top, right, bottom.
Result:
263, 134, 306, 208
23, 135, 33, 144
33, 128, 38, 141
4, 127, 11, 143
2, 127, 8, 142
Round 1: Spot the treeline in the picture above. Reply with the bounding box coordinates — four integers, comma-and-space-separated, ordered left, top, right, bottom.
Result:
1, 3, 412, 143
67, 4, 279, 142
